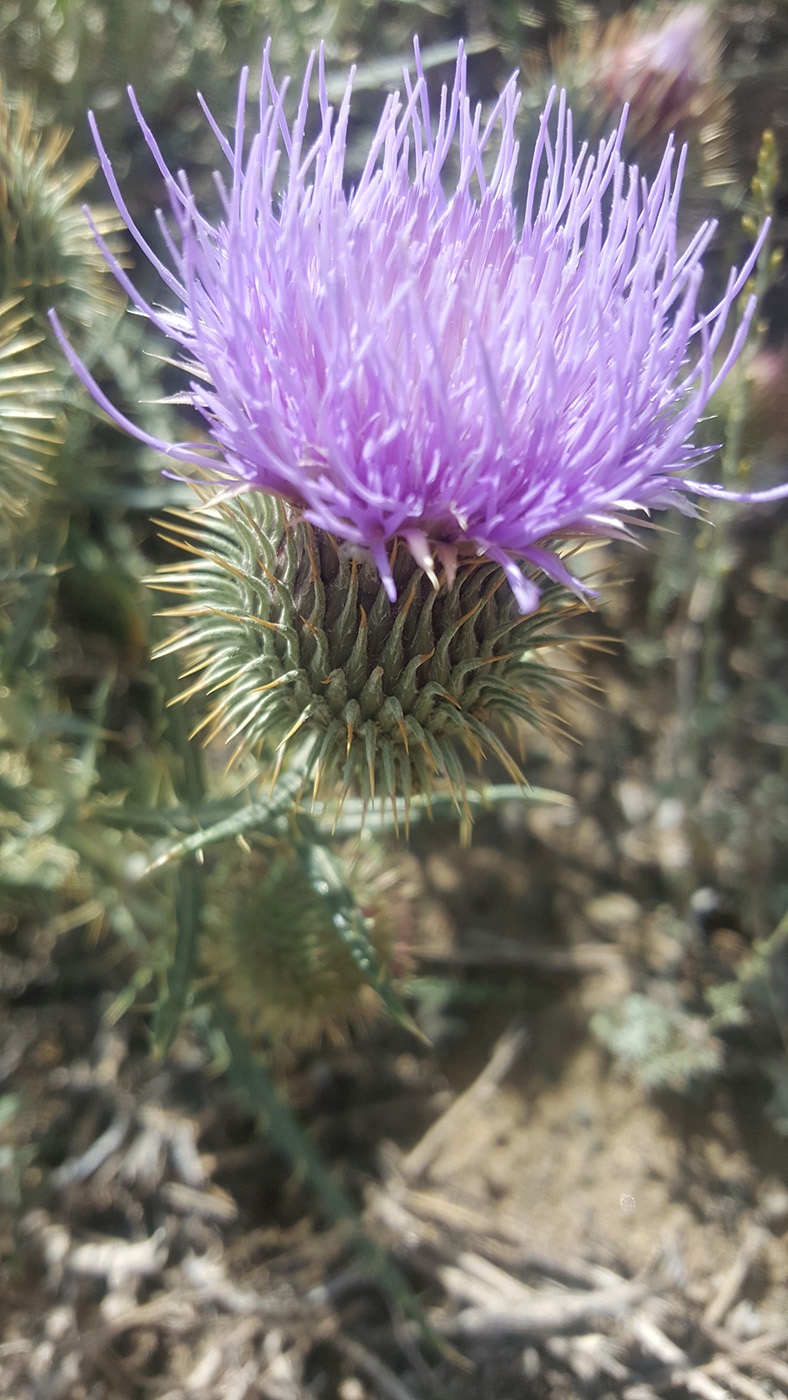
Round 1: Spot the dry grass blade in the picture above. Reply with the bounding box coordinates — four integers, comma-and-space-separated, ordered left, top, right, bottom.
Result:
702, 1226, 768, 1330
401, 1020, 528, 1183
437, 1277, 651, 1339
334, 1336, 422, 1400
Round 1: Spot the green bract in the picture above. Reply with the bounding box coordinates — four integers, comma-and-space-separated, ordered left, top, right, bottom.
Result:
156, 491, 584, 820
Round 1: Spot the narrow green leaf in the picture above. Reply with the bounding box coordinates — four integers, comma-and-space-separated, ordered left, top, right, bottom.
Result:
144, 770, 304, 872
294, 824, 427, 1043
326, 782, 573, 835
152, 857, 203, 1053
212, 999, 438, 1347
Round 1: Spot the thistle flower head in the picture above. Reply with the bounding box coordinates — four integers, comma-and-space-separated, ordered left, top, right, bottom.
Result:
546, 3, 732, 201
51, 40, 787, 615
589, 3, 721, 135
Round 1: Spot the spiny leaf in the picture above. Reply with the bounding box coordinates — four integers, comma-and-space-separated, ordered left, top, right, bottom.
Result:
294, 823, 427, 1042
143, 769, 306, 872
152, 857, 204, 1055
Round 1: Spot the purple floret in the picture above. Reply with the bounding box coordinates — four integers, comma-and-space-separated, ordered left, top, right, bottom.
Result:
50, 40, 786, 613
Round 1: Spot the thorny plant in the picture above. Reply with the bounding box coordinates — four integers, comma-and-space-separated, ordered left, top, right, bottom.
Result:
1, 5, 788, 1351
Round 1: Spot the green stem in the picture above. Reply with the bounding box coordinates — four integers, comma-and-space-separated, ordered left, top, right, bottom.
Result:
211, 998, 440, 1350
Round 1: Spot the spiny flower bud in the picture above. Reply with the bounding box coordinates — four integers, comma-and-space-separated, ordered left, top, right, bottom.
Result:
0, 297, 57, 518
545, 3, 732, 204
156, 490, 583, 819
201, 837, 416, 1051
0, 81, 119, 333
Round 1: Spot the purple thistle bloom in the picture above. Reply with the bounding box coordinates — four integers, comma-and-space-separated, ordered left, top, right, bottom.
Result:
51, 40, 787, 614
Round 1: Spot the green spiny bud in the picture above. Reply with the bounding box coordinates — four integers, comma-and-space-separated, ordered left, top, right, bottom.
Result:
201, 836, 415, 1052
0, 296, 58, 518
155, 489, 585, 822
528, 4, 733, 215
0, 80, 120, 333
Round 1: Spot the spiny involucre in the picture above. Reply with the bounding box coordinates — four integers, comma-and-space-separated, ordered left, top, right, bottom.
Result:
51, 40, 788, 615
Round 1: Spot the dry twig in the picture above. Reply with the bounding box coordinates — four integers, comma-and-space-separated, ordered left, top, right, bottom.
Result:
702, 1227, 767, 1331
401, 1021, 527, 1183
335, 1335, 422, 1400
436, 1277, 651, 1339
